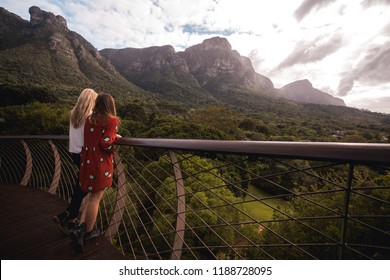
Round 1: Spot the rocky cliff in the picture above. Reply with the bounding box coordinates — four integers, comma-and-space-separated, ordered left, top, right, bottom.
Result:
0, 6, 145, 102
102, 36, 345, 107
101, 36, 276, 103
177, 37, 274, 95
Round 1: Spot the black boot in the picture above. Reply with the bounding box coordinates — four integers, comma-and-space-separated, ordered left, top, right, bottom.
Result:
69, 222, 80, 242
85, 229, 101, 241
72, 222, 86, 253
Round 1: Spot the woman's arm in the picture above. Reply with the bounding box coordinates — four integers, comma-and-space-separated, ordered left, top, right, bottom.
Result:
100, 117, 119, 154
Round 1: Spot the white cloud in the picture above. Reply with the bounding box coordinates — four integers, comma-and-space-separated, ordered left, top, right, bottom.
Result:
294, 0, 338, 21
343, 83, 390, 114
338, 44, 390, 95
274, 32, 344, 71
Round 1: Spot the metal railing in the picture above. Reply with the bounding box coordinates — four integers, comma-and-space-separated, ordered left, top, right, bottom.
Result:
1, 136, 389, 260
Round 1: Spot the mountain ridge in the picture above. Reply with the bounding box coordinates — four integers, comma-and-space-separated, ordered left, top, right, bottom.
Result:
277, 79, 346, 106
0, 6, 347, 109
101, 36, 345, 107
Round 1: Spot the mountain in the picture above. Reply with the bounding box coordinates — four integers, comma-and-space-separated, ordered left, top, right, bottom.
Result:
100, 45, 214, 104
101, 37, 275, 97
277, 80, 346, 106
102, 36, 345, 107
0, 6, 149, 105
177, 37, 274, 95
100, 36, 276, 104
1, 6, 345, 109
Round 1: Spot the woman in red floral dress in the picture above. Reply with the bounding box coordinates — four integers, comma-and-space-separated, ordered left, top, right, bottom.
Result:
72, 93, 119, 252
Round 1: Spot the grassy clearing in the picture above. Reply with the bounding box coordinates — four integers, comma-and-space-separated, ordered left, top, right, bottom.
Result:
243, 184, 284, 221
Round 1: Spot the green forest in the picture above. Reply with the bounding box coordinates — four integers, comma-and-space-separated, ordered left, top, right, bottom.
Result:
1, 95, 390, 143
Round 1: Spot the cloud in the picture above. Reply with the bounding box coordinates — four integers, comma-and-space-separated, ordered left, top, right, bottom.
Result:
347, 95, 390, 114
360, 0, 390, 8
294, 0, 337, 21
182, 24, 236, 36
248, 49, 266, 70
274, 32, 343, 70
62, 0, 226, 49
338, 41, 390, 96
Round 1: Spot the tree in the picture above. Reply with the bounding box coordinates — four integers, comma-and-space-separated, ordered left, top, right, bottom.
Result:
262, 166, 390, 259
189, 106, 242, 139
0, 102, 69, 135
140, 116, 229, 140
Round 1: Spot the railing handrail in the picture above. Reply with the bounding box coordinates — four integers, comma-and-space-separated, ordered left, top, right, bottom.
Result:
1, 135, 390, 164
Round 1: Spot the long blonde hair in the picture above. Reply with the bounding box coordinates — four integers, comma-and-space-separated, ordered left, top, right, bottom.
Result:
70, 88, 98, 128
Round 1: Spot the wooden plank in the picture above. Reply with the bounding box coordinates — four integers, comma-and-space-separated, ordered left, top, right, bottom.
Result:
0, 184, 128, 260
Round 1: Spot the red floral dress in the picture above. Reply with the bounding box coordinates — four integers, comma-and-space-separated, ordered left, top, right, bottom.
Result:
79, 115, 119, 193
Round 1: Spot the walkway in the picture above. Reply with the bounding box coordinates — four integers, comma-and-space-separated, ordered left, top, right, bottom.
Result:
0, 184, 127, 260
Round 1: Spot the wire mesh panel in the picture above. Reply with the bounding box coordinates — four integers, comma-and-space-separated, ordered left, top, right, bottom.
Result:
0, 138, 78, 199
0, 139, 26, 184
108, 144, 390, 260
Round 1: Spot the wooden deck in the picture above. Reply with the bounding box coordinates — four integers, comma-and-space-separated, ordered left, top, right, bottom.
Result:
0, 184, 127, 260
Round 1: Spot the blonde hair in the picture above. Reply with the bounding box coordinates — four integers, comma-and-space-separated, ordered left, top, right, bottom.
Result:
70, 88, 98, 128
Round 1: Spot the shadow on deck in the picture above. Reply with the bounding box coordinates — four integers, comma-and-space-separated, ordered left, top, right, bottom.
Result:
0, 184, 127, 260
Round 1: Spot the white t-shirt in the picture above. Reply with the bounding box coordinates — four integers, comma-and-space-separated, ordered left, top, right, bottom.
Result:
69, 119, 86, 154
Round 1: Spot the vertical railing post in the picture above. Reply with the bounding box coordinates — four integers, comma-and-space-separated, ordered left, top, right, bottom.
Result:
20, 140, 33, 186
105, 152, 128, 239
48, 140, 62, 195
169, 150, 186, 260
338, 163, 354, 259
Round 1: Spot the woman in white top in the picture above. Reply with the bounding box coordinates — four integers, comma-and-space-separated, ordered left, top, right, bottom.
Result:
53, 88, 98, 234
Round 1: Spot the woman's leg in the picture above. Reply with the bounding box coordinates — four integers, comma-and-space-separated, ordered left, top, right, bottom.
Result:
66, 153, 87, 219
79, 190, 105, 233
53, 153, 84, 233
66, 185, 87, 219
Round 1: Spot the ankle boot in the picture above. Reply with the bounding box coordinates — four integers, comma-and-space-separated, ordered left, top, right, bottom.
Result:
85, 228, 101, 241
69, 222, 81, 242
72, 222, 86, 253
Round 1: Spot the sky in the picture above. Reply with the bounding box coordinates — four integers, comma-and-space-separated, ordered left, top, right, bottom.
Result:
1, 0, 390, 114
